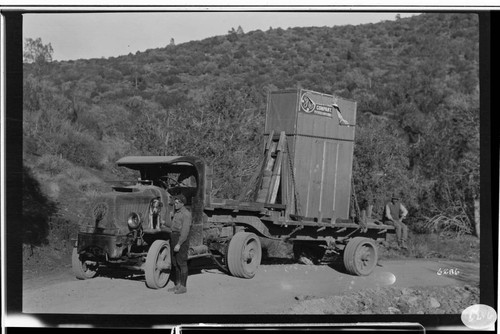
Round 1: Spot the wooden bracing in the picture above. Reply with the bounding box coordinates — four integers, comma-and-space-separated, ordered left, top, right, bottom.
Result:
250, 131, 295, 210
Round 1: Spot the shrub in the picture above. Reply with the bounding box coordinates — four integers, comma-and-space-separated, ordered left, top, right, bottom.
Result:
48, 216, 80, 244
76, 111, 104, 140
64, 165, 95, 181
408, 217, 432, 234
101, 136, 134, 166
63, 166, 107, 196
55, 131, 104, 169
423, 213, 472, 238
24, 135, 39, 156
35, 154, 73, 176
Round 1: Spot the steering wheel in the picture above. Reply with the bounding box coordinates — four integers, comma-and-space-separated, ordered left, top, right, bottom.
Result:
159, 176, 182, 188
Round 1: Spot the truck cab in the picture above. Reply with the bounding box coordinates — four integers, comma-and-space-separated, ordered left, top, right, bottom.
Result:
73, 156, 210, 289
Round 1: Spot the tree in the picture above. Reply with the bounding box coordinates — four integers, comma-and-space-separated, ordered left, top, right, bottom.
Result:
352, 118, 419, 217
23, 37, 54, 64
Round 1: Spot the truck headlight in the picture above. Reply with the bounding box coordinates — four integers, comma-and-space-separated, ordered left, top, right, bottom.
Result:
127, 212, 141, 229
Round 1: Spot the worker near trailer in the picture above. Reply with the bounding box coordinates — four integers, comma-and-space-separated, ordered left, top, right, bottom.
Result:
168, 193, 192, 294
384, 193, 409, 249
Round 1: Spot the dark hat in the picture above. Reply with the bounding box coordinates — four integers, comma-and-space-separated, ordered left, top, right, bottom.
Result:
173, 194, 187, 205
391, 192, 400, 200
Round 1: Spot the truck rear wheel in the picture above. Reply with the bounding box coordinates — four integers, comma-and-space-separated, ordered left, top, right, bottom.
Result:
227, 232, 262, 279
343, 237, 378, 276
145, 240, 171, 289
72, 247, 98, 280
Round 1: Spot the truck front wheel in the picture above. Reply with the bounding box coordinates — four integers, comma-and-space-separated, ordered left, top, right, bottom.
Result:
72, 247, 98, 280
343, 237, 378, 276
227, 232, 262, 279
145, 240, 171, 289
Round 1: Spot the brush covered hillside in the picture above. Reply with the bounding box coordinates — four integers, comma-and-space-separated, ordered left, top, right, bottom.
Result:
22, 13, 480, 270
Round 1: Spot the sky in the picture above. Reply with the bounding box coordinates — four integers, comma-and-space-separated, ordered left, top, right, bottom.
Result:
23, 12, 419, 61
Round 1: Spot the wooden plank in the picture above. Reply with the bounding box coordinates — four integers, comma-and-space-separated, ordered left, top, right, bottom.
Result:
268, 131, 286, 203
324, 141, 337, 219
257, 140, 278, 202
305, 138, 317, 216
289, 155, 296, 215
281, 145, 289, 215
251, 130, 274, 201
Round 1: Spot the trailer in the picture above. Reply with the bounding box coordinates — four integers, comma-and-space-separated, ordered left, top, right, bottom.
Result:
72, 89, 394, 289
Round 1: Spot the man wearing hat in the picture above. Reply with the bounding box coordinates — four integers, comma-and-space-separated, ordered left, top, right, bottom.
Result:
384, 193, 409, 249
168, 193, 192, 294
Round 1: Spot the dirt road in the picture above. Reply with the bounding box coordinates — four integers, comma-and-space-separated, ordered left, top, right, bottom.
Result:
22, 258, 479, 314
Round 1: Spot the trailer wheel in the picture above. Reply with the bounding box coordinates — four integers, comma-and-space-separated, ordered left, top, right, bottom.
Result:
227, 232, 262, 279
145, 240, 171, 289
72, 247, 98, 280
343, 237, 378, 276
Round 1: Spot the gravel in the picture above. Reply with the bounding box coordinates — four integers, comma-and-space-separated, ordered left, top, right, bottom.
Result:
287, 285, 479, 314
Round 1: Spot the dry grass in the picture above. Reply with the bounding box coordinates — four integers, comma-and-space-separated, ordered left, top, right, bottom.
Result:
379, 232, 479, 262
35, 154, 73, 176
62, 166, 107, 196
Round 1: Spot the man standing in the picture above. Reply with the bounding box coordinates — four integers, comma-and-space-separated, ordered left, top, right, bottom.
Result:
168, 194, 191, 294
384, 193, 409, 249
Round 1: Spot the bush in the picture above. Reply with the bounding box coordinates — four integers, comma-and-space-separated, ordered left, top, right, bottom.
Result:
63, 166, 106, 194
423, 213, 472, 238
24, 135, 39, 156
23, 164, 58, 246
48, 216, 80, 245
408, 217, 432, 234
101, 136, 134, 166
35, 154, 73, 176
76, 111, 104, 140
55, 131, 104, 169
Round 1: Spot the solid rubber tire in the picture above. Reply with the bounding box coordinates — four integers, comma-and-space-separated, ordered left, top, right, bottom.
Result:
72, 246, 98, 280
227, 232, 262, 279
343, 237, 378, 276
145, 240, 171, 289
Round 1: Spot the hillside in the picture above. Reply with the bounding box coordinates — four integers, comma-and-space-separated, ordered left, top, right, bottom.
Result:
22, 13, 480, 268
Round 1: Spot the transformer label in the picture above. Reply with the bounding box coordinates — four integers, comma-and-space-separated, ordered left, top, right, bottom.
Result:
299, 92, 333, 117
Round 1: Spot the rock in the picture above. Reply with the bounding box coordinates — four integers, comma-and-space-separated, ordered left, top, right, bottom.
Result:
429, 297, 441, 308
298, 256, 314, 265
388, 307, 401, 314
401, 288, 411, 295
397, 302, 410, 314
408, 296, 419, 307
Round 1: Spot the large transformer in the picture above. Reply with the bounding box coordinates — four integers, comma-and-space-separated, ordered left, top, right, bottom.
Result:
264, 89, 357, 220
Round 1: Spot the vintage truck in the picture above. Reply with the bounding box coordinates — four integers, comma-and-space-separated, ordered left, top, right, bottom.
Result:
72, 89, 394, 289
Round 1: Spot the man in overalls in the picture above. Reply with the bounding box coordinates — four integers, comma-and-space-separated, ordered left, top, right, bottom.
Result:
168, 194, 191, 294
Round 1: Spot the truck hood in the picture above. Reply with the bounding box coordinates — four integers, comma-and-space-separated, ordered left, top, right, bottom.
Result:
82, 185, 169, 235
